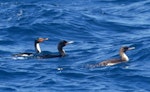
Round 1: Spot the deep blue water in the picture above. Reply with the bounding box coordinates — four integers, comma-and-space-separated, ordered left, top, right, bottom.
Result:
0, 0, 150, 92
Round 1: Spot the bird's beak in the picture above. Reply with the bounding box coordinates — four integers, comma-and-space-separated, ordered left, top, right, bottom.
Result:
38, 38, 49, 43
66, 41, 74, 45
128, 47, 135, 50
44, 38, 48, 41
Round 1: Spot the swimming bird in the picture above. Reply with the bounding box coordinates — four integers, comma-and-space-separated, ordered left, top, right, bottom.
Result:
13, 38, 48, 57
38, 40, 74, 58
96, 46, 135, 67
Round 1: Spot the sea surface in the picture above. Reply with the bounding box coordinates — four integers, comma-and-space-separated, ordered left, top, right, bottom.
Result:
0, 0, 150, 92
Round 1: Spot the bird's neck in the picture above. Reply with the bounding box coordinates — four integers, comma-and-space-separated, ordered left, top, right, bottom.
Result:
119, 51, 129, 61
58, 46, 65, 57
35, 42, 41, 53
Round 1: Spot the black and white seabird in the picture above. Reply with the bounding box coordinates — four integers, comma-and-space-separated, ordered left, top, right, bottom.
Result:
90, 46, 135, 67
39, 40, 74, 58
99, 46, 135, 66
13, 38, 48, 57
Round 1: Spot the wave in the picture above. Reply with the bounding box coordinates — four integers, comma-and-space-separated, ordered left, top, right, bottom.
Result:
0, 86, 16, 92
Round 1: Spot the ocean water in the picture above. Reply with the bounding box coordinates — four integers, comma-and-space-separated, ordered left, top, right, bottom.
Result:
0, 0, 150, 92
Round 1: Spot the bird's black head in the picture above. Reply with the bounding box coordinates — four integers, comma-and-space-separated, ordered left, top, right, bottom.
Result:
58, 40, 74, 49
122, 46, 135, 52
58, 40, 68, 47
57, 40, 74, 56
122, 46, 129, 52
